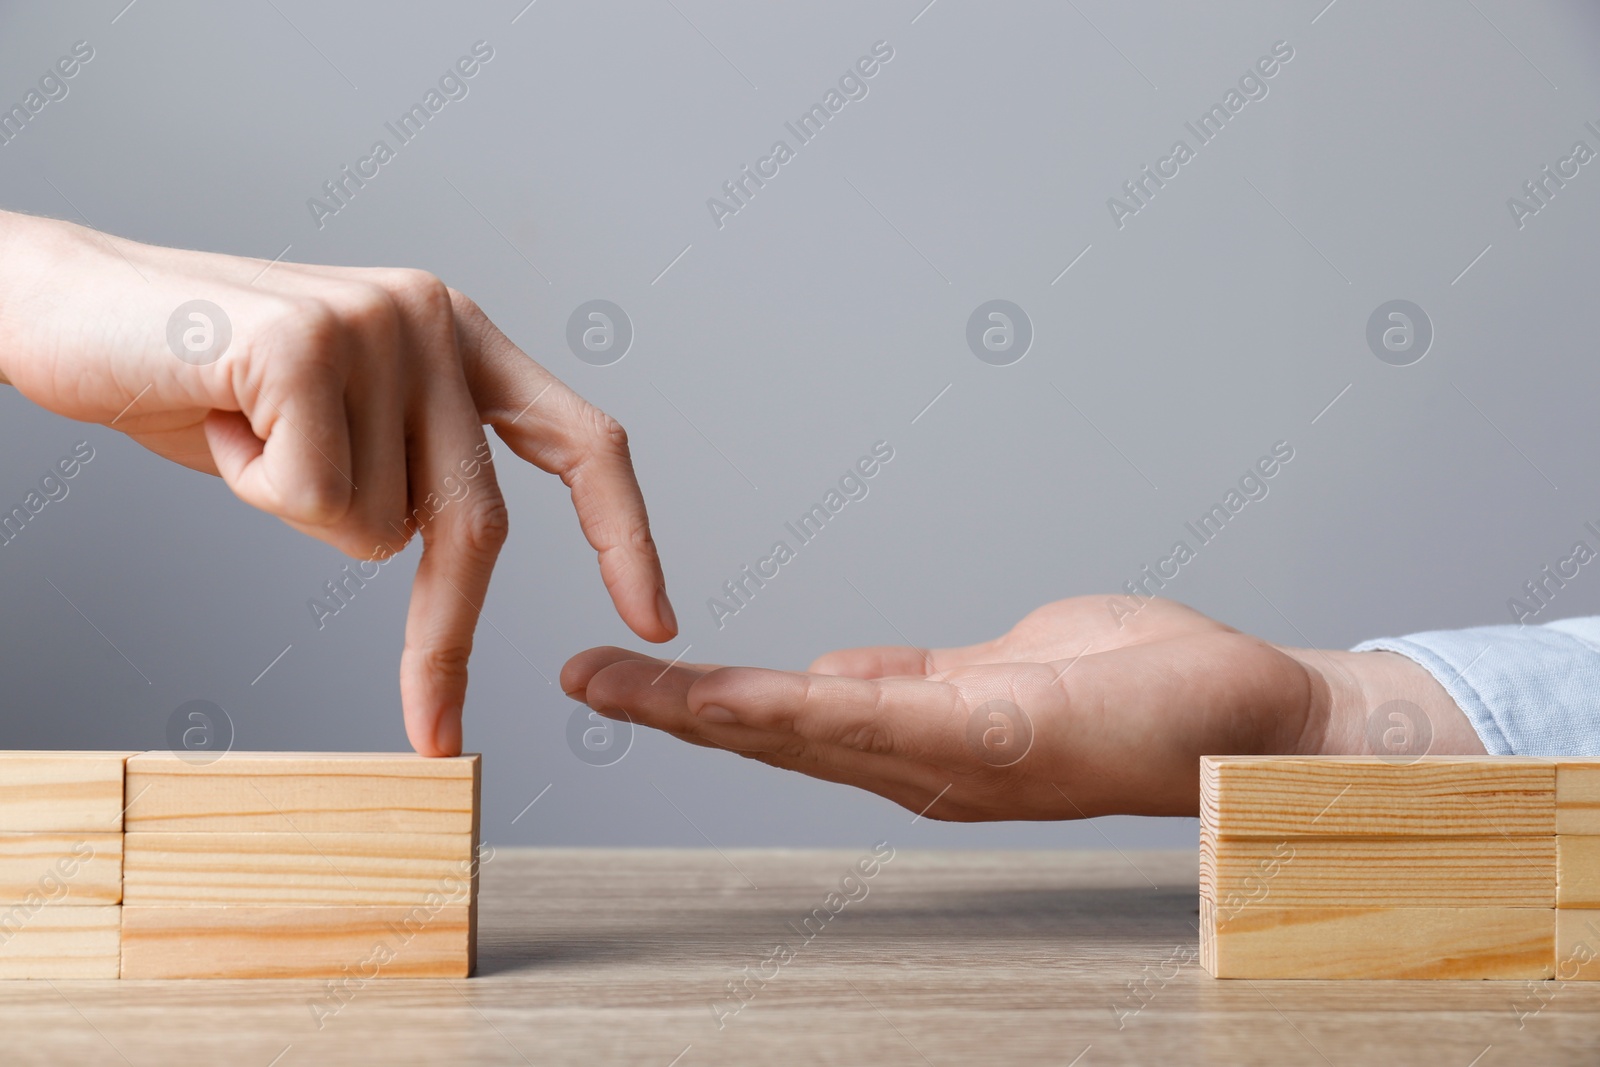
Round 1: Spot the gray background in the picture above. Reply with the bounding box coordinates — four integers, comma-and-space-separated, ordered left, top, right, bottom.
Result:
0, 0, 1596, 851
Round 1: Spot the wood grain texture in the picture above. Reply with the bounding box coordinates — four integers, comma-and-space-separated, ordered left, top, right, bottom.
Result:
1556, 910, 1600, 979
3, 850, 1599, 1063
0, 905, 120, 978
1201, 832, 1555, 908
122, 832, 477, 906
120, 905, 473, 978
1201, 756, 1555, 837
123, 753, 479, 833
0, 752, 134, 831
1557, 836, 1600, 908
0, 833, 121, 907
1557, 761, 1600, 834
1201, 898, 1555, 979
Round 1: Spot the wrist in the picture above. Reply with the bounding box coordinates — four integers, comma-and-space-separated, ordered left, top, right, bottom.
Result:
0, 211, 21, 384
0, 210, 112, 392
1275, 646, 1487, 756
0, 209, 54, 386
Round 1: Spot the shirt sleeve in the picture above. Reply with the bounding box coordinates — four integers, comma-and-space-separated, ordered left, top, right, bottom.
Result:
1352, 617, 1600, 756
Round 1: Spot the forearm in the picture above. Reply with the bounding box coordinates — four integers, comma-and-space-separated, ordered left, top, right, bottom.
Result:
0, 209, 30, 385
0, 208, 83, 389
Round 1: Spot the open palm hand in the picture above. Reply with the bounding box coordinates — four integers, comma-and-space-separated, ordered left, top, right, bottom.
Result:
561, 597, 1456, 821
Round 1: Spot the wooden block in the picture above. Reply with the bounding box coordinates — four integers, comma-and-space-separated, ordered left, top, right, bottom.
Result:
1555, 910, 1600, 979
1201, 756, 1554, 837
1556, 836, 1600, 908
1557, 761, 1600, 834
1200, 898, 1555, 979
0, 752, 134, 831
0, 906, 121, 978
120, 906, 473, 978
124, 753, 480, 833
123, 832, 476, 906
1202, 833, 1555, 908
0, 833, 122, 907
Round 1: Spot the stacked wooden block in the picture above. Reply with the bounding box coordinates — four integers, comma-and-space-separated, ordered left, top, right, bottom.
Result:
0, 751, 480, 979
1201, 756, 1600, 980
0, 752, 127, 977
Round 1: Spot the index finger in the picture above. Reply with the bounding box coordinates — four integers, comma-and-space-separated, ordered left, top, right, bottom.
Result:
398, 371, 510, 756
687, 667, 979, 760
807, 641, 1001, 679
455, 298, 675, 643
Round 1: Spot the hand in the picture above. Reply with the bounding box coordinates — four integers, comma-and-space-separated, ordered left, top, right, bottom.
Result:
0, 210, 677, 755
561, 597, 1483, 820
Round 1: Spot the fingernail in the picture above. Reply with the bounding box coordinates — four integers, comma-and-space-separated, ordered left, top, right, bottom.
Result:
696, 704, 738, 723
433, 713, 463, 757
656, 586, 678, 633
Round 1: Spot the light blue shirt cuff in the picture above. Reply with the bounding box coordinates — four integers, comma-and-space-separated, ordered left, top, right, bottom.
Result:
1351, 617, 1600, 756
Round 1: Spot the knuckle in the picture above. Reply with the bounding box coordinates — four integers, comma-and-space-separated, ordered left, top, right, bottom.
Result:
835, 720, 895, 756
561, 405, 629, 471
244, 298, 351, 388
454, 495, 511, 556
379, 268, 453, 316
253, 296, 343, 361
297, 480, 353, 527
591, 409, 630, 457
331, 281, 401, 339
446, 287, 490, 353
404, 642, 472, 684
585, 497, 654, 559
447, 286, 485, 326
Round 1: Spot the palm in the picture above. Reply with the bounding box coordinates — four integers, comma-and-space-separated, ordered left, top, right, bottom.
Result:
563, 597, 1324, 821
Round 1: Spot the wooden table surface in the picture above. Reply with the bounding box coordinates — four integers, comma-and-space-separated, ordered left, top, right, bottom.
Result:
3, 847, 1598, 1065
